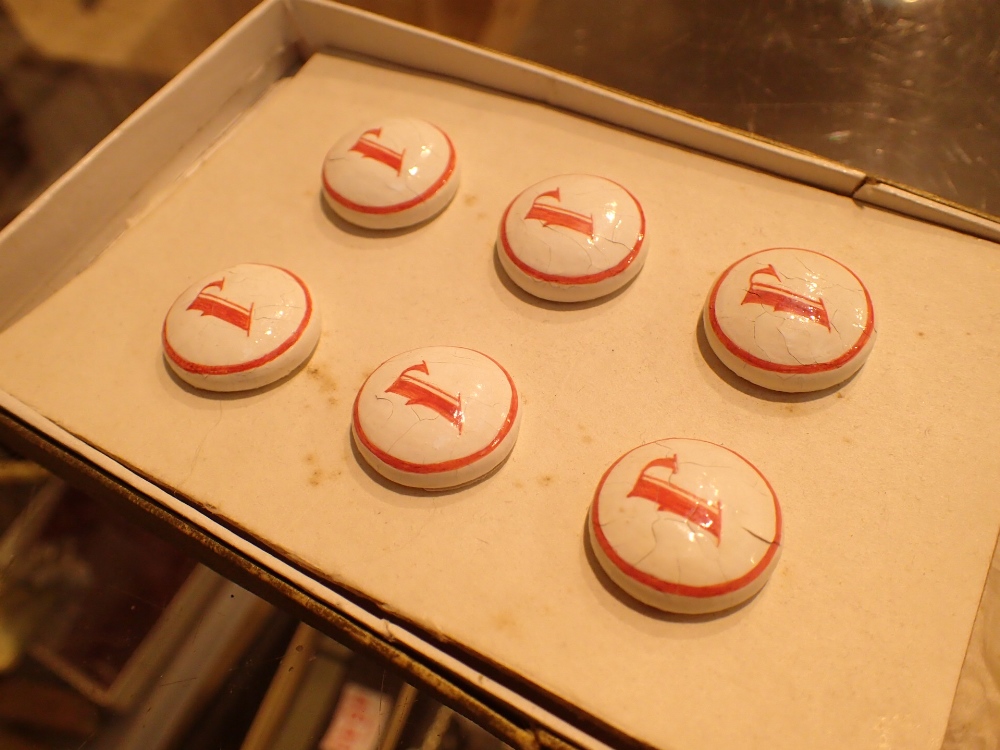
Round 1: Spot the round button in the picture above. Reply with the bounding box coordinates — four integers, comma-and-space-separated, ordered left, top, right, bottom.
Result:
321, 118, 460, 230
497, 174, 647, 302
703, 247, 876, 392
352, 347, 520, 490
162, 263, 320, 392
588, 439, 782, 615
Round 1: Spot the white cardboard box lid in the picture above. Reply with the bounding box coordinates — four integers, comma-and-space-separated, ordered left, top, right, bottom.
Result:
0, 47, 999, 750
1, 2, 1000, 749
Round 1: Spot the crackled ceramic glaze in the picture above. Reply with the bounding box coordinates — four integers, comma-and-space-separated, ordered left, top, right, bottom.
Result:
497, 174, 646, 302
588, 439, 782, 615
162, 263, 320, 392
352, 346, 520, 490
322, 117, 460, 229
704, 247, 876, 392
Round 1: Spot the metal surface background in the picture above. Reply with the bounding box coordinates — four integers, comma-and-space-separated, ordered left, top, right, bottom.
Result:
349, 0, 1000, 218
513, 0, 1000, 217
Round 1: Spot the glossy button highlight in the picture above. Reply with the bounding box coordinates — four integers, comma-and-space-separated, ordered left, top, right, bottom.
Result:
322, 117, 460, 230
704, 247, 877, 392
352, 346, 520, 490
162, 263, 320, 392
497, 174, 647, 302
588, 439, 782, 615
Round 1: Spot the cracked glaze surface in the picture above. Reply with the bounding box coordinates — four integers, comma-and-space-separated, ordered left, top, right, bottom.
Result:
162, 263, 320, 393
352, 346, 520, 490
321, 117, 460, 229
705, 247, 876, 392
589, 438, 782, 615
497, 174, 646, 302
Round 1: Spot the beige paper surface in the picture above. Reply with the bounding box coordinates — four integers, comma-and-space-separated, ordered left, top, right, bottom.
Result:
1, 54, 998, 750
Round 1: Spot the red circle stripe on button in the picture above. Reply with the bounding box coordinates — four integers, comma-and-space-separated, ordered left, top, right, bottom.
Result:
322, 125, 457, 216
707, 247, 875, 375
590, 439, 782, 599
162, 265, 313, 376
352, 350, 518, 475
499, 177, 645, 285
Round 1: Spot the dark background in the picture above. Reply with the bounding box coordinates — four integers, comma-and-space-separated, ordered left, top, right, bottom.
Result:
1, 0, 998, 228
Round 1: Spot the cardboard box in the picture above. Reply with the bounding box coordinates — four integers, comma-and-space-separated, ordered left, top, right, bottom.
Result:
1, 2, 998, 748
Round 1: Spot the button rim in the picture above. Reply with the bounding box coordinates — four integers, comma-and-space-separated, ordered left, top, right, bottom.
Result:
589, 438, 782, 614
321, 118, 459, 229
351, 346, 520, 488
705, 246, 876, 377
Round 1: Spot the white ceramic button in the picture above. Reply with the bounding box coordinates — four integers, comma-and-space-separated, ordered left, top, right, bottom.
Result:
703, 247, 876, 392
322, 118, 460, 230
352, 347, 520, 490
588, 439, 782, 615
497, 174, 646, 302
162, 263, 320, 392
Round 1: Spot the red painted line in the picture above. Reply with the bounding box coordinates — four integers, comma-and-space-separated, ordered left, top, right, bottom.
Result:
524, 201, 594, 237
187, 292, 254, 335
353, 350, 518, 475
323, 124, 456, 215
349, 128, 405, 175
162, 265, 312, 376
499, 177, 645, 285
591, 439, 782, 599
708, 247, 875, 374
628, 469, 722, 544
386, 362, 465, 435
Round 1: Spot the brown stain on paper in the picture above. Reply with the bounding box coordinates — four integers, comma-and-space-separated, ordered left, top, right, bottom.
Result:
304, 452, 341, 487
492, 610, 518, 634
306, 365, 339, 406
